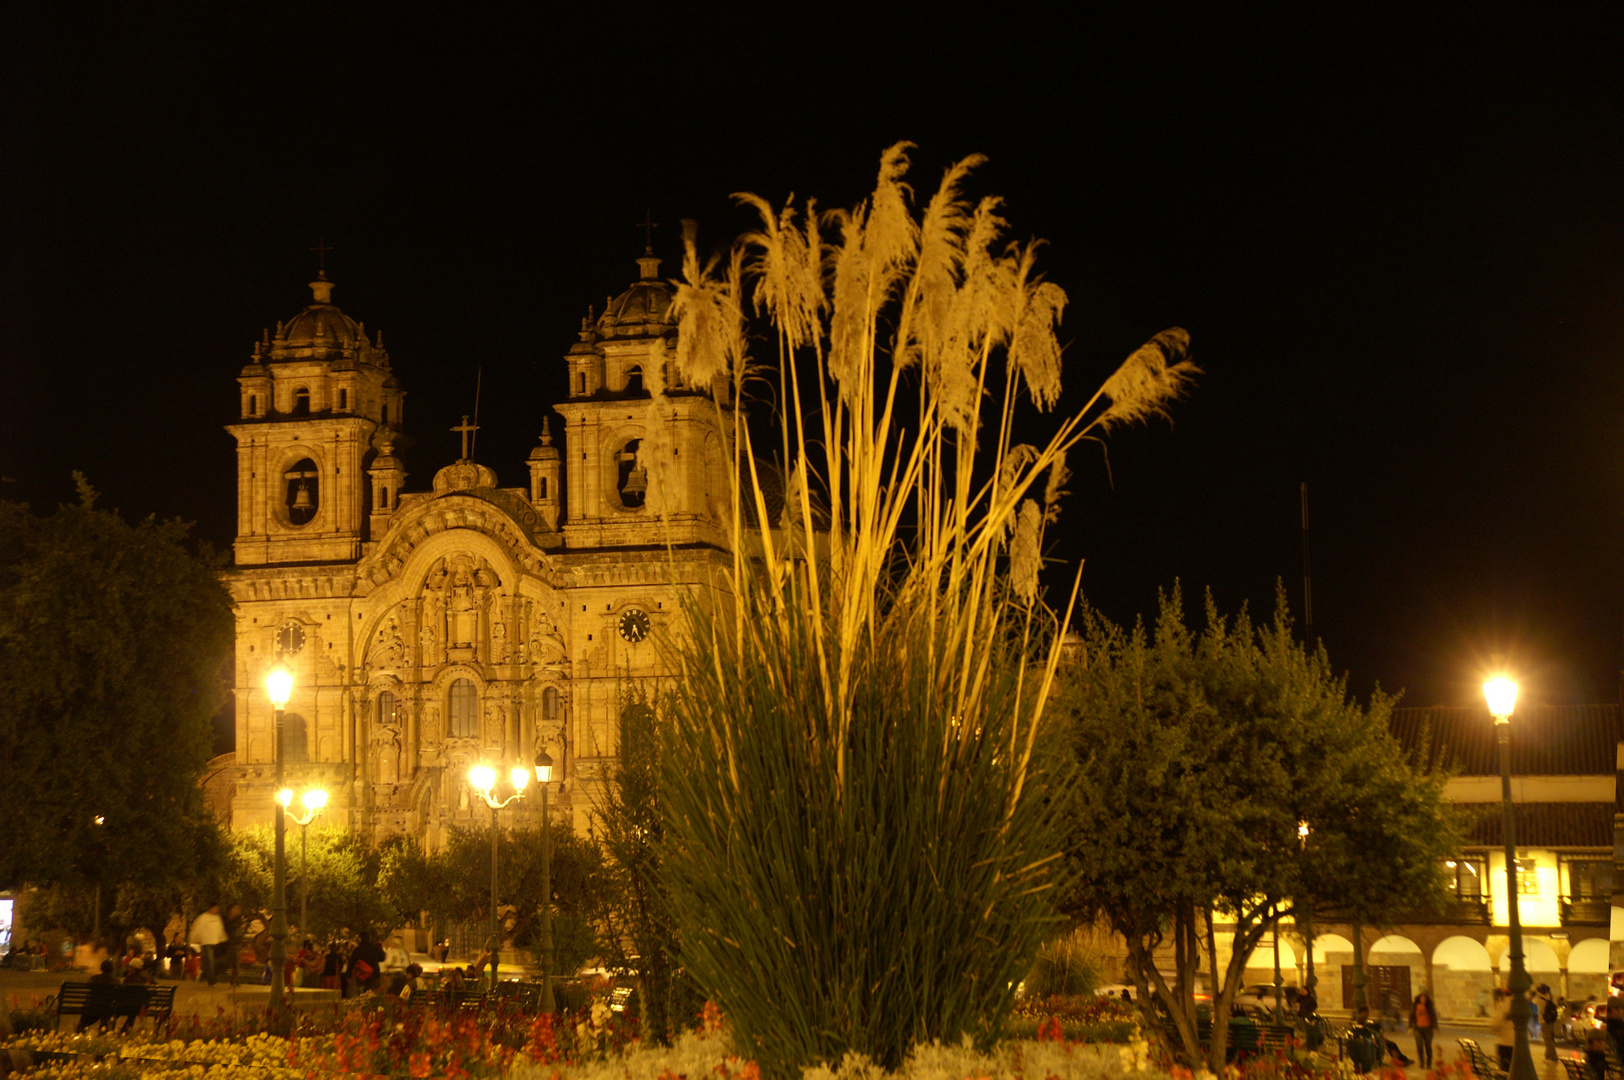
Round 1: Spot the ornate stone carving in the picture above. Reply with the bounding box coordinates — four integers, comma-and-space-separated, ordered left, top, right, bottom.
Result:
374, 723, 402, 785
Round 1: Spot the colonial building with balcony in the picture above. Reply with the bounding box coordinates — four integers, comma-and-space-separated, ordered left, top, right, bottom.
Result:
1217, 703, 1621, 1020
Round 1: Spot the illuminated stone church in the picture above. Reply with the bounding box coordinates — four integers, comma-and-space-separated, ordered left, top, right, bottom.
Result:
222, 252, 729, 847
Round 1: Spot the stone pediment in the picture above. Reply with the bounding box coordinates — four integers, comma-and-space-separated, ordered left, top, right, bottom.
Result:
433, 461, 498, 493
358, 493, 562, 593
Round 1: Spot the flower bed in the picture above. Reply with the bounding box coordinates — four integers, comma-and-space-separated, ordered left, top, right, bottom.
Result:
0, 995, 1467, 1080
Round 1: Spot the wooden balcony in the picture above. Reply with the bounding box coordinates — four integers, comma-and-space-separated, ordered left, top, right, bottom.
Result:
1560, 897, 1611, 926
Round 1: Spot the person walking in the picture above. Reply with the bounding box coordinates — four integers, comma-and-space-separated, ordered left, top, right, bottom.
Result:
1493, 988, 1517, 1072
1410, 989, 1438, 1069
187, 903, 227, 986
1537, 985, 1559, 1061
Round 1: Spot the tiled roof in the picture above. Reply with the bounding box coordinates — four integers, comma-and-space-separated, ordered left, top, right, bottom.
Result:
1390, 704, 1620, 776
1455, 802, 1615, 848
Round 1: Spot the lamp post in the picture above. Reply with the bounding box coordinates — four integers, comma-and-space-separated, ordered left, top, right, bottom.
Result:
1485, 674, 1536, 1080
265, 665, 295, 1006
278, 787, 328, 944
469, 762, 530, 992
534, 750, 555, 1015
1299, 820, 1321, 1047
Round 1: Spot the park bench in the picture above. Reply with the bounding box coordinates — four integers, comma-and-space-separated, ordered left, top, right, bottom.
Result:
53, 981, 176, 1032
1458, 1037, 1507, 1080
1562, 1054, 1597, 1080
1256, 1024, 1299, 1056
493, 982, 543, 1011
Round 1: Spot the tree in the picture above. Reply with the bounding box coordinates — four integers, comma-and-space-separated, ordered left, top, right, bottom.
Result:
658, 145, 1193, 1077
215, 826, 398, 941
386, 824, 606, 970
0, 477, 234, 934
591, 684, 694, 1044
1058, 586, 1461, 1071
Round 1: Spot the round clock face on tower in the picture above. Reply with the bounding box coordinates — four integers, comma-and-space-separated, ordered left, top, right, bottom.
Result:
617, 608, 651, 644
276, 622, 306, 655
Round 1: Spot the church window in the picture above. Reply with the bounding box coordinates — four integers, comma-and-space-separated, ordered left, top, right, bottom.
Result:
248, 395, 257, 415
542, 686, 559, 720
378, 691, 396, 726
448, 679, 478, 738
625, 366, 643, 393
536, 477, 548, 500
576, 371, 586, 395
284, 459, 319, 525
616, 438, 647, 508
292, 388, 311, 415
381, 402, 389, 423
282, 714, 309, 763
338, 388, 348, 411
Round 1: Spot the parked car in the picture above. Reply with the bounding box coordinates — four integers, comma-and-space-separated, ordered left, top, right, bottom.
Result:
1236, 983, 1301, 1014
1561, 1000, 1607, 1043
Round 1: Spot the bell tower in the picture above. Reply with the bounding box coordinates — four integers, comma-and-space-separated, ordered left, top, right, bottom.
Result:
227, 272, 405, 565
553, 248, 729, 550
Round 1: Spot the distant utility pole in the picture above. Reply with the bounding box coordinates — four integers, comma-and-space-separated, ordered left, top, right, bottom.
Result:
1300, 481, 1315, 641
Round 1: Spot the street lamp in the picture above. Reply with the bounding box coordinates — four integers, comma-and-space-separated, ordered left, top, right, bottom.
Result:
534, 750, 555, 1014
468, 762, 530, 991
278, 787, 328, 946
1485, 674, 1536, 1080
265, 665, 295, 1006
1297, 820, 1322, 1047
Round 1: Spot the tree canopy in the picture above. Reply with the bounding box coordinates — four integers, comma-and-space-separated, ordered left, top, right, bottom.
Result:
1058, 585, 1461, 1069
0, 478, 234, 902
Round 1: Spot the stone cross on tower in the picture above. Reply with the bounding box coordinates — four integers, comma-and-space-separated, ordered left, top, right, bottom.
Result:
452, 415, 480, 462
637, 211, 658, 252
310, 236, 333, 275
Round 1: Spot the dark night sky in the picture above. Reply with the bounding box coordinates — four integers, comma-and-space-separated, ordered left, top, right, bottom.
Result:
7, 6, 1624, 709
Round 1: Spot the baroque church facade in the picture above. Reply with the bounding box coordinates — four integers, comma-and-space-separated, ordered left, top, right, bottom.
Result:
223, 253, 729, 847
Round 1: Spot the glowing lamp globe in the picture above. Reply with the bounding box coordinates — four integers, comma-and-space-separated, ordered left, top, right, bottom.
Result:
303, 789, 329, 812
1483, 676, 1518, 722
469, 764, 496, 792
510, 765, 530, 791
277, 788, 294, 808
534, 750, 553, 784
266, 666, 295, 709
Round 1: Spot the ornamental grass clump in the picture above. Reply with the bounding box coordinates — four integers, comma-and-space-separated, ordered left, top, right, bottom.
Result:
658, 144, 1193, 1079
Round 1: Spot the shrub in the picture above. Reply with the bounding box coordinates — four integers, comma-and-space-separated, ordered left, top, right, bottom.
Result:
1025, 932, 1107, 998
658, 145, 1192, 1079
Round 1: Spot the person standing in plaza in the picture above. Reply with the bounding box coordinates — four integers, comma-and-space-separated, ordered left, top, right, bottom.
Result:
220, 904, 244, 987
187, 903, 226, 986
1410, 989, 1438, 1069
1537, 984, 1559, 1061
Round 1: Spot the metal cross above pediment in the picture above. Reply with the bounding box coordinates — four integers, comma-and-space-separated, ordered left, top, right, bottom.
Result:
451, 415, 480, 462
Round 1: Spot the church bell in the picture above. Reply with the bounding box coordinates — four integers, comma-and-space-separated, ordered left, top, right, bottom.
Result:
291, 480, 314, 510
621, 467, 648, 497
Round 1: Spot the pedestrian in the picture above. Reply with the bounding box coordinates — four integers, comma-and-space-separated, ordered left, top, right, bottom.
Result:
1410, 989, 1438, 1069
1493, 988, 1517, 1072
1538, 984, 1559, 1061
292, 938, 321, 988
1300, 982, 1323, 1050
187, 903, 227, 986
220, 904, 244, 987
321, 941, 343, 991
1585, 1024, 1609, 1080
345, 929, 385, 997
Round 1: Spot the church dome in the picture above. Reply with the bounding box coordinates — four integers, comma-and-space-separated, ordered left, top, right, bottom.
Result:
598, 252, 673, 337
281, 275, 363, 345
